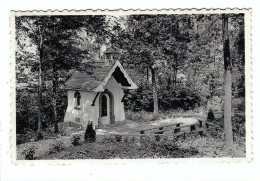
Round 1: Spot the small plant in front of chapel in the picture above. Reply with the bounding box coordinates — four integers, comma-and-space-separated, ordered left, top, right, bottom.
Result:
71, 133, 81, 146
84, 121, 96, 143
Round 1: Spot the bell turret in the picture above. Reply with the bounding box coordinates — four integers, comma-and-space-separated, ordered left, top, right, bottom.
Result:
104, 48, 120, 66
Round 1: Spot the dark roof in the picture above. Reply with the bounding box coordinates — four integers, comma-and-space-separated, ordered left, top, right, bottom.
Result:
65, 61, 112, 91
65, 59, 138, 92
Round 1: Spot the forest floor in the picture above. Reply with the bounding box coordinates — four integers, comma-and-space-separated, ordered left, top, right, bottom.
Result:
17, 110, 246, 160
33, 128, 245, 160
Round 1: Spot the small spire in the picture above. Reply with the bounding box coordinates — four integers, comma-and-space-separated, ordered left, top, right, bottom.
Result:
104, 47, 120, 66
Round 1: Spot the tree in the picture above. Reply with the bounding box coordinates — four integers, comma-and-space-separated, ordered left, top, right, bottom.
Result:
16, 16, 107, 133
43, 16, 107, 132
16, 17, 47, 134
222, 14, 234, 149
111, 15, 193, 114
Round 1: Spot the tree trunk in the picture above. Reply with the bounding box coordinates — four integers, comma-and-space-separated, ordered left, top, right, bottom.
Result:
222, 14, 233, 149
173, 53, 178, 92
147, 63, 149, 82
173, 68, 177, 91
151, 67, 159, 115
52, 61, 58, 133
38, 46, 43, 132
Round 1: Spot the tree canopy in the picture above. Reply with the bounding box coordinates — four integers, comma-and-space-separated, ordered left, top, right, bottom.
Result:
15, 14, 245, 136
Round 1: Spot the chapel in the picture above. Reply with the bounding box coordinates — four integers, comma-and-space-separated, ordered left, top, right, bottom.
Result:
64, 48, 138, 128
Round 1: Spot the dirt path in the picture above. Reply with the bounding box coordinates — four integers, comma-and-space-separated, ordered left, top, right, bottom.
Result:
96, 117, 198, 135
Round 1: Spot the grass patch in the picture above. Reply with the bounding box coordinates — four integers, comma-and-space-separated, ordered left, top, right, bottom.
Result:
37, 127, 245, 160
38, 136, 200, 159
125, 107, 206, 123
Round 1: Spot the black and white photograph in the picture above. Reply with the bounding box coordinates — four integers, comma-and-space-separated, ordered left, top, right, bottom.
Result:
13, 10, 251, 160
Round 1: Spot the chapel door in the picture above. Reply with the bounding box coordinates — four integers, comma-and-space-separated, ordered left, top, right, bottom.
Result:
101, 94, 108, 117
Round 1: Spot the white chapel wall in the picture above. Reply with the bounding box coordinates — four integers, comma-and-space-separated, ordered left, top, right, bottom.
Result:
104, 75, 125, 122
64, 90, 97, 128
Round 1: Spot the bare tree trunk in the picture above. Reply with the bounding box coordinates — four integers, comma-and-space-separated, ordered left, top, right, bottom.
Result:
38, 46, 43, 132
151, 67, 159, 115
222, 14, 233, 149
173, 68, 177, 91
147, 63, 149, 82
173, 53, 178, 92
52, 61, 58, 133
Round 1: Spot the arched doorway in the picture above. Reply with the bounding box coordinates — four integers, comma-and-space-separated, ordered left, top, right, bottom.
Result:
101, 94, 108, 117
98, 89, 115, 127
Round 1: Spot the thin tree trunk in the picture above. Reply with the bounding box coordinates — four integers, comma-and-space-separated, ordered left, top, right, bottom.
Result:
222, 14, 233, 149
173, 68, 177, 91
52, 61, 58, 133
38, 46, 43, 132
173, 53, 178, 91
147, 62, 149, 82
151, 67, 159, 115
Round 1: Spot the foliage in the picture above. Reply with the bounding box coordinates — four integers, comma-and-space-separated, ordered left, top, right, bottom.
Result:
16, 15, 107, 133
49, 141, 64, 154
71, 133, 82, 146
115, 135, 123, 142
125, 81, 201, 112
37, 129, 245, 159
36, 131, 44, 141
207, 109, 215, 121
15, 14, 245, 141
16, 129, 37, 145
22, 146, 36, 160
84, 121, 96, 143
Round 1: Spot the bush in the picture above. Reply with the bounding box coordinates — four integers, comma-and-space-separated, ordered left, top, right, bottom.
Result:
115, 135, 122, 142
41, 127, 56, 139
16, 129, 37, 145
36, 131, 43, 141
22, 146, 36, 160
123, 136, 129, 143
84, 121, 96, 143
207, 109, 215, 121
155, 135, 161, 141
140, 135, 151, 143
124, 82, 201, 112
71, 133, 81, 146
49, 141, 64, 154
129, 136, 137, 143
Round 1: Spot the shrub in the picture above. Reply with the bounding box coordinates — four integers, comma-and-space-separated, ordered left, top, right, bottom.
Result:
129, 136, 137, 143
41, 127, 57, 139
71, 133, 81, 146
140, 135, 151, 143
207, 109, 215, 121
84, 121, 96, 143
36, 131, 43, 141
16, 134, 26, 145
115, 135, 122, 142
16, 129, 37, 145
155, 135, 161, 142
22, 146, 36, 160
49, 141, 64, 154
123, 136, 129, 143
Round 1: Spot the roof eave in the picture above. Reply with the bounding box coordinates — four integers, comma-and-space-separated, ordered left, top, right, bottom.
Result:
94, 60, 138, 92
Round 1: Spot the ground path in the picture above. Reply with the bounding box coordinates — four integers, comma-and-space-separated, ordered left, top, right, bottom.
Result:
96, 117, 198, 135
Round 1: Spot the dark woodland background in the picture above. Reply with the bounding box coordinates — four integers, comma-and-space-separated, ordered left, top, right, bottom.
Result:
15, 14, 245, 137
